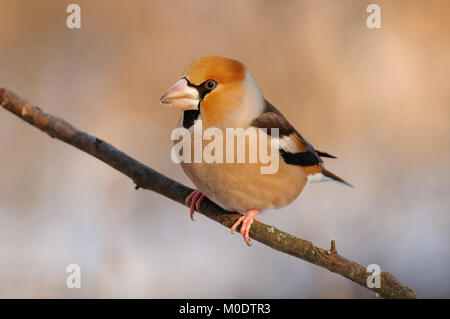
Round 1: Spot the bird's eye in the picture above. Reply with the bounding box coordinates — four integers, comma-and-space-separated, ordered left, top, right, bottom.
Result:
204, 79, 218, 90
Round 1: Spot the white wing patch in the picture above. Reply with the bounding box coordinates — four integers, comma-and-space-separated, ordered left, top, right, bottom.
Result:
279, 135, 299, 153
307, 172, 333, 183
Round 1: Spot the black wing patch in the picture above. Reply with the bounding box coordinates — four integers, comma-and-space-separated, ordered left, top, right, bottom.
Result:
279, 149, 321, 166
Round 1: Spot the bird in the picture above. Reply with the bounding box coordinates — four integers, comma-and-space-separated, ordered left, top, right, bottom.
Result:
160, 55, 351, 245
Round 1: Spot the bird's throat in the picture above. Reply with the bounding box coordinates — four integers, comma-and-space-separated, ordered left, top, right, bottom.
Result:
182, 109, 200, 129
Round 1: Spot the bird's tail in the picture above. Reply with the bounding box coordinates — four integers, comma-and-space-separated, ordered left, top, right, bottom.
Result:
321, 167, 353, 187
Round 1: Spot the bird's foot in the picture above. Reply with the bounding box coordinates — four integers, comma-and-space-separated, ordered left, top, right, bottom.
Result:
231, 209, 260, 246
185, 189, 205, 221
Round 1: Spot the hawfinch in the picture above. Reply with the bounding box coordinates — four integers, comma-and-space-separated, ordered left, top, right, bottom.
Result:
160, 55, 351, 245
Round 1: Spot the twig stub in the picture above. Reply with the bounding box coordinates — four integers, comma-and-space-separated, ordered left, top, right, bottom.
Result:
327, 238, 338, 255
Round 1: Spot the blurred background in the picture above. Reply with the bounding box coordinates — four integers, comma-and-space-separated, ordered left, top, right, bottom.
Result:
0, 0, 449, 298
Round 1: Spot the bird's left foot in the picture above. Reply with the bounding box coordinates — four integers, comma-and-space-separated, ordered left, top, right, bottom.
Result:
185, 189, 205, 221
231, 209, 260, 246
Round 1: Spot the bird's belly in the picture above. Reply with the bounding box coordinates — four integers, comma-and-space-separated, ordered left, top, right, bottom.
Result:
181, 160, 307, 212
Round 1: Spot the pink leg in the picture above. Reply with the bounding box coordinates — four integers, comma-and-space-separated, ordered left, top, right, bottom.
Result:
185, 189, 205, 221
230, 209, 260, 246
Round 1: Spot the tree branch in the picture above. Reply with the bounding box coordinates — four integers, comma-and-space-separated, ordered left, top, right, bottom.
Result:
0, 88, 418, 299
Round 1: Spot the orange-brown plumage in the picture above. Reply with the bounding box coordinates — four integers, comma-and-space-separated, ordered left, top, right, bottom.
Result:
183, 55, 245, 85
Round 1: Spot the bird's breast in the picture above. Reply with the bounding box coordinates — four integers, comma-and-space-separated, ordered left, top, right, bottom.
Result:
174, 125, 307, 212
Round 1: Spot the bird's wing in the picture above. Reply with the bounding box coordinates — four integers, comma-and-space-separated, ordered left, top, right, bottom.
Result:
251, 99, 326, 167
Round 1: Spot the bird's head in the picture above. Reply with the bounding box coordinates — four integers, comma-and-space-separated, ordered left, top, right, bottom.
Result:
160, 55, 263, 127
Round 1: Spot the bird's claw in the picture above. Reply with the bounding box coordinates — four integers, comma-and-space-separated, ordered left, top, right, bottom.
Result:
230, 209, 260, 245
185, 189, 205, 221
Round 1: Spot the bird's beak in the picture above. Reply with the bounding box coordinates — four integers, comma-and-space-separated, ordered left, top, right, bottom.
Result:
159, 78, 200, 110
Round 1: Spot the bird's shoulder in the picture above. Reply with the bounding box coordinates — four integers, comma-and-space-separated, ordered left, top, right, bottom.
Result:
250, 99, 323, 166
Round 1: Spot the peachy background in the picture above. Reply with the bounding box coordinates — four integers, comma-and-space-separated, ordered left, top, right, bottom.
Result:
0, 0, 448, 298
